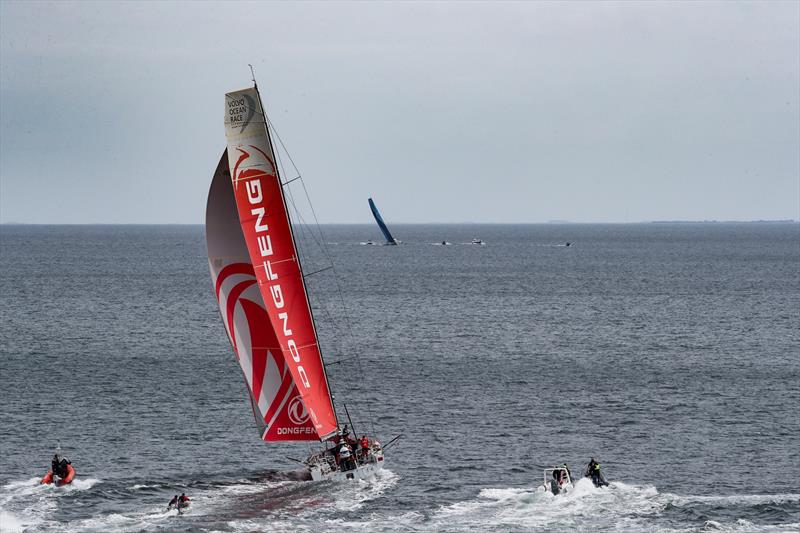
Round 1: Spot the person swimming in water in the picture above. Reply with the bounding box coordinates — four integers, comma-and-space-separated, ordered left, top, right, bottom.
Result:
167, 494, 179, 510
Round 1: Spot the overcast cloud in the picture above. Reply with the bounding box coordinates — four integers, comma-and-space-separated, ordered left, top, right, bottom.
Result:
1, 1, 798, 223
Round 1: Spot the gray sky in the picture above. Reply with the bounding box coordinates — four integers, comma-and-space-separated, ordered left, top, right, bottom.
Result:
1, 1, 798, 224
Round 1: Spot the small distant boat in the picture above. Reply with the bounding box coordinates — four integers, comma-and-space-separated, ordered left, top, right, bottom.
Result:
536, 466, 573, 495
368, 198, 400, 245
360, 240, 377, 246
432, 240, 451, 246
470, 238, 485, 245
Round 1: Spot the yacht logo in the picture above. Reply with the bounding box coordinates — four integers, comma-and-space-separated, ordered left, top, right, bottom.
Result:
240, 93, 256, 132
287, 396, 310, 425
226, 93, 257, 133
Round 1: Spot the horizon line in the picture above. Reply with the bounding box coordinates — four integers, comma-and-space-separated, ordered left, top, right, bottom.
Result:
1, 220, 797, 226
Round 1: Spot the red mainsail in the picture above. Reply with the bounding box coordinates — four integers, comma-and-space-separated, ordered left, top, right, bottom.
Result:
206, 152, 322, 441
220, 87, 338, 440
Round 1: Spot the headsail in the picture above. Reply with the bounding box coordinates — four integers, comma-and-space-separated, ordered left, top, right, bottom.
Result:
222, 87, 338, 440
368, 197, 398, 245
206, 152, 320, 441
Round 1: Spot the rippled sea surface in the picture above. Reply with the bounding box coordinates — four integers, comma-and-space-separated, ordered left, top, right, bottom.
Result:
1, 223, 798, 532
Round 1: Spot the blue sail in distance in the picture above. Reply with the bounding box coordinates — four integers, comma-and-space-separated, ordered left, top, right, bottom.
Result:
368, 197, 399, 245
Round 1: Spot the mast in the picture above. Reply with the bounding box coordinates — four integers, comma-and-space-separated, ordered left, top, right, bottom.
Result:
250, 80, 340, 436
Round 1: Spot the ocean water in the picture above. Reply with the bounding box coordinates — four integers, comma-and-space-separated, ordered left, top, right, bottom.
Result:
1, 222, 798, 532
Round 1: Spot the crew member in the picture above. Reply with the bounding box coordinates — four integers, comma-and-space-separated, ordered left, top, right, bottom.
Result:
550, 469, 561, 494
51, 453, 70, 478
358, 435, 370, 462
586, 458, 608, 487
167, 495, 179, 510
175, 493, 190, 514
338, 441, 354, 471
51, 454, 62, 477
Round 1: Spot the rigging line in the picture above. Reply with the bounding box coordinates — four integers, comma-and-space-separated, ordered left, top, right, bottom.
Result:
264, 117, 303, 197
264, 118, 337, 293
304, 265, 334, 278
301, 228, 377, 434
255, 90, 339, 429
249, 80, 345, 434
283, 193, 361, 391
263, 124, 367, 342
278, 156, 328, 257
284, 186, 377, 432
325, 356, 359, 367
314, 288, 346, 345
278, 179, 342, 331
272, 145, 338, 324
272, 136, 350, 359
269, 128, 323, 271
285, 188, 334, 299
266, 115, 377, 437
269, 141, 361, 343
265, 116, 332, 258
279, 172, 348, 351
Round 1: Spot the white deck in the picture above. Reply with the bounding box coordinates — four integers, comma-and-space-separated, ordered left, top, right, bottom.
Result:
307, 447, 385, 482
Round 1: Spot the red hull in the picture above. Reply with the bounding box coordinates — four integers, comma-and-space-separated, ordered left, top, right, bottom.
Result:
41, 464, 75, 486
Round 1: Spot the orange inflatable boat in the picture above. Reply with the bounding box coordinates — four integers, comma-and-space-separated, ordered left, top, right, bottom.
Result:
41, 464, 75, 486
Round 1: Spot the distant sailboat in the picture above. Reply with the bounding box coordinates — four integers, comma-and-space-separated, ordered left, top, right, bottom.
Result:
368, 198, 400, 245
206, 78, 386, 482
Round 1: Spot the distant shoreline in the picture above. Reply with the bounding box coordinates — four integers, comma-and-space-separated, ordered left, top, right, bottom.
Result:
647, 219, 797, 224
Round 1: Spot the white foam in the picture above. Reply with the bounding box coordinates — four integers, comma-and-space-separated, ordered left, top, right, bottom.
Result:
0, 476, 100, 532
59, 477, 100, 492
50, 470, 399, 532
221, 469, 400, 532
424, 481, 800, 533
329, 468, 399, 512
1, 478, 42, 492
8, 469, 796, 532
0, 511, 26, 533
672, 493, 800, 507
693, 519, 800, 533
129, 483, 158, 490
